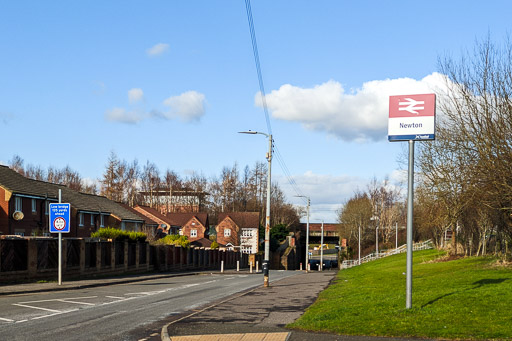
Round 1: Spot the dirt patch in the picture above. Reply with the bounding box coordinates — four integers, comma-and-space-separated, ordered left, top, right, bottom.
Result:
422, 254, 464, 264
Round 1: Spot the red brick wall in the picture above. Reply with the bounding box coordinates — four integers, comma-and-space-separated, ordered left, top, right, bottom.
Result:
0, 187, 9, 234
216, 218, 239, 246
181, 217, 206, 241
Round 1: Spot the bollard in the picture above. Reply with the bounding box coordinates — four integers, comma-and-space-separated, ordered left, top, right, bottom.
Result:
237, 260, 240, 272
256, 261, 259, 272
300, 262, 303, 271
250, 261, 253, 273
221, 260, 224, 273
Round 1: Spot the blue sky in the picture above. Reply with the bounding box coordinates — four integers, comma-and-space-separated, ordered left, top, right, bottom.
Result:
1, 1, 511, 222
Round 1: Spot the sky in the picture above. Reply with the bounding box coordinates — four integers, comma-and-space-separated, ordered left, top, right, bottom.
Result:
1, 1, 511, 223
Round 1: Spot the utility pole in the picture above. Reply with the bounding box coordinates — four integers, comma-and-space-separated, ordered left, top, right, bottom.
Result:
239, 130, 272, 287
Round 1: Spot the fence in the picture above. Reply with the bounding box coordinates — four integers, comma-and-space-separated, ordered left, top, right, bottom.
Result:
0, 236, 251, 283
341, 239, 433, 269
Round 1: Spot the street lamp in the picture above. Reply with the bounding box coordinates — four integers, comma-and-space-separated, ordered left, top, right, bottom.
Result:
295, 195, 310, 272
239, 130, 272, 287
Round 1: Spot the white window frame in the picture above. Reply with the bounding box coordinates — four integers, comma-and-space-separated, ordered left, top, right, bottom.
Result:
79, 212, 84, 226
190, 229, 197, 238
15, 197, 22, 212
100, 214, 105, 227
224, 228, 231, 237
31, 199, 37, 213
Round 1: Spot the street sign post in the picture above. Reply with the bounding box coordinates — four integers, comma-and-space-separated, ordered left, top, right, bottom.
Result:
389, 93, 436, 310
49, 190, 70, 285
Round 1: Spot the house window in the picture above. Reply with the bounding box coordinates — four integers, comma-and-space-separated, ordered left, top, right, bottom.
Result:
31, 199, 37, 213
14, 231, 24, 236
121, 221, 126, 231
242, 229, 253, 237
91, 214, 95, 226
224, 228, 231, 237
79, 213, 84, 226
15, 197, 22, 211
179, 228, 183, 236
45, 201, 49, 215
191, 229, 197, 238
100, 215, 105, 227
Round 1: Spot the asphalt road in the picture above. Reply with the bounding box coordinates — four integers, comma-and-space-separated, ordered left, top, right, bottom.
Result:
0, 271, 298, 341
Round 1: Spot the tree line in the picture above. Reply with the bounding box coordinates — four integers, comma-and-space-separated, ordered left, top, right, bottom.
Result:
416, 37, 512, 256
9, 152, 300, 227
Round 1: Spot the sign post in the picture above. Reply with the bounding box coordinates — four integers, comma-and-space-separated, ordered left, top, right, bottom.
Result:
49, 189, 70, 285
389, 93, 436, 309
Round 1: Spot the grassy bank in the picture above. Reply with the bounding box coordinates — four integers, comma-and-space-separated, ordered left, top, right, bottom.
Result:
288, 249, 512, 340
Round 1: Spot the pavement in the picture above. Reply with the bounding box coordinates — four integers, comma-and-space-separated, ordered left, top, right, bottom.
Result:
161, 271, 424, 341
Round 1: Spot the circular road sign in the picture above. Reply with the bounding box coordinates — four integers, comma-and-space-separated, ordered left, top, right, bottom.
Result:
53, 217, 67, 231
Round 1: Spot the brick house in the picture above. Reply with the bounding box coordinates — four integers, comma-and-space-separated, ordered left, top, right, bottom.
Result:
216, 212, 260, 254
0, 165, 144, 237
133, 205, 173, 237
167, 212, 209, 242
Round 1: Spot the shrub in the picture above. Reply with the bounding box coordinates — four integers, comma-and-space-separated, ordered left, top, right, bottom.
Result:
210, 241, 219, 249
91, 227, 147, 242
154, 234, 190, 248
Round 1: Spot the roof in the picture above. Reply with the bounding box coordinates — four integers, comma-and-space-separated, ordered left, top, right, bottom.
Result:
218, 212, 260, 229
167, 212, 209, 227
0, 165, 61, 199
191, 238, 213, 248
0, 165, 143, 222
119, 204, 159, 225
134, 206, 173, 226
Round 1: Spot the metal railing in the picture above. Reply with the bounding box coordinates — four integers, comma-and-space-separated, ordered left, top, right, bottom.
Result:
341, 239, 433, 269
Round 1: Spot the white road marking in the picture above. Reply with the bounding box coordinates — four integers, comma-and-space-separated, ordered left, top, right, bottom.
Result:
105, 296, 125, 300
19, 296, 97, 304
12, 303, 62, 313
0, 317, 14, 322
57, 299, 95, 306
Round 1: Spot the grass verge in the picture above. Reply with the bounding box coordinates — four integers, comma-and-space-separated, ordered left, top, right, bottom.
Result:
288, 249, 512, 340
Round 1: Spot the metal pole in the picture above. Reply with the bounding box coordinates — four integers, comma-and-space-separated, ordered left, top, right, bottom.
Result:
376, 222, 379, 257
58, 189, 62, 286
396, 222, 398, 250
320, 221, 324, 271
305, 198, 310, 272
263, 134, 272, 287
406, 140, 415, 309
358, 225, 361, 265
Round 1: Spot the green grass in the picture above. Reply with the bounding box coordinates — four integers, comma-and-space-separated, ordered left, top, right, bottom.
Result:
288, 249, 512, 340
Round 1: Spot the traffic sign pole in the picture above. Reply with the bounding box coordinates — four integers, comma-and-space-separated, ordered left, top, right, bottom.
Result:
58, 189, 62, 286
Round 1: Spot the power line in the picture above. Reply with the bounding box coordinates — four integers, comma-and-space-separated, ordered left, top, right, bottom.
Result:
244, 0, 308, 206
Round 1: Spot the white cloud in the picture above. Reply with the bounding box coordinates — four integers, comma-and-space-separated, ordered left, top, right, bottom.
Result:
128, 88, 144, 104
256, 72, 448, 142
105, 107, 145, 124
161, 91, 206, 122
146, 43, 170, 56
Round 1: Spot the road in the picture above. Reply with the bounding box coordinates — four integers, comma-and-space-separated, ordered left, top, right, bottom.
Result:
0, 271, 298, 341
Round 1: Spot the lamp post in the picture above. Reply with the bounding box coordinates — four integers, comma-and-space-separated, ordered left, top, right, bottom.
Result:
295, 195, 310, 272
239, 130, 272, 287
320, 220, 324, 271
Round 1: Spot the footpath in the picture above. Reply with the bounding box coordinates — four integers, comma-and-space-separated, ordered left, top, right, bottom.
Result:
162, 271, 424, 341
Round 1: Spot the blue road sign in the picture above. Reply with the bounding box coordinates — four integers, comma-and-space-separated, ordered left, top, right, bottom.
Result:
49, 203, 71, 233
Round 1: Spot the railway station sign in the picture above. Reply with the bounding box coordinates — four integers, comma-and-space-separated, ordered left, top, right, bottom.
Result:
388, 93, 436, 141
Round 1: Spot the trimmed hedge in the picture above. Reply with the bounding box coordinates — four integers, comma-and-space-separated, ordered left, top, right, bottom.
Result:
91, 227, 147, 242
